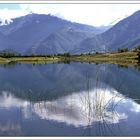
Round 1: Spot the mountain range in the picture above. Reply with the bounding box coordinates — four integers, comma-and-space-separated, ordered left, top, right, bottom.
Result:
0, 10, 140, 55
79, 10, 140, 53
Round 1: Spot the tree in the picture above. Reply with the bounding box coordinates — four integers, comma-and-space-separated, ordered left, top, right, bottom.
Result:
0, 49, 19, 57
64, 53, 70, 57
118, 48, 129, 53
138, 52, 140, 61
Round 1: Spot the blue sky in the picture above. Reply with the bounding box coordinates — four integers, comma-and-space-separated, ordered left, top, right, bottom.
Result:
0, 4, 20, 9
0, 3, 140, 26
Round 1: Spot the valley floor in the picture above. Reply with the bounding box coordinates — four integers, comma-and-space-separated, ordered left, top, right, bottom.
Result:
0, 51, 139, 67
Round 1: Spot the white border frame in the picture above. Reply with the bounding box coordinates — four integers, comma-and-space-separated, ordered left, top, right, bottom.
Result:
0, 1, 139, 3
0, 0, 140, 139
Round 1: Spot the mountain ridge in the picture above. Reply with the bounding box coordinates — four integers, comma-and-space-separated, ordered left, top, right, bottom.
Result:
0, 11, 140, 54
0, 13, 103, 54
80, 10, 140, 53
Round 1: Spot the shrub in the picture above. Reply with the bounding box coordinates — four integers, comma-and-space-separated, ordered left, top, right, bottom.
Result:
118, 48, 129, 53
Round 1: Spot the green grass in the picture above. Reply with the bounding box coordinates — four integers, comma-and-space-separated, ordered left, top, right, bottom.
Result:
0, 57, 10, 64
0, 56, 61, 64
11, 56, 60, 64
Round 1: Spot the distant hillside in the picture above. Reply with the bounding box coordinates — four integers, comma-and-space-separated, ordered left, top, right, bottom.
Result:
80, 10, 140, 53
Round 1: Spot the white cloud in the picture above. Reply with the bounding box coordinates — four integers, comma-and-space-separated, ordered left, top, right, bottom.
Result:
18, 4, 140, 26
0, 8, 28, 25
0, 4, 140, 26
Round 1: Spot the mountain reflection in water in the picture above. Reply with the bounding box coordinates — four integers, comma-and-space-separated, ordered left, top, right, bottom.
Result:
0, 63, 140, 136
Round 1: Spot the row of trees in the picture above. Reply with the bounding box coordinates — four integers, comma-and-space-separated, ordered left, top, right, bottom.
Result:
117, 45, 140, 53
0, 49, 71, 58
0, 45, 140, 58
0, 49, 21, 58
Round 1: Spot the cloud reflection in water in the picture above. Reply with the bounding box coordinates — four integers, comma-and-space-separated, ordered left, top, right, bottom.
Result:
0, 87, 139, 129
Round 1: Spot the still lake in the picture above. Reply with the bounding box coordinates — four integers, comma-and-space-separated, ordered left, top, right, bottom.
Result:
0, 62, 140, 136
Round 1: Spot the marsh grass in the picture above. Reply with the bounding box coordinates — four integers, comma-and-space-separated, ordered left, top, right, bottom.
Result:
78, 69, 125, 136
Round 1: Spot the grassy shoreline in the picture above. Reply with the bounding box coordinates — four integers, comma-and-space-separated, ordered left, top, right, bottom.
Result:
71, 52, 139, 66
0, 51, 139, 66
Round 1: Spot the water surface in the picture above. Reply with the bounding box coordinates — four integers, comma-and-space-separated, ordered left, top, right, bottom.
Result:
0, 62, 140, 136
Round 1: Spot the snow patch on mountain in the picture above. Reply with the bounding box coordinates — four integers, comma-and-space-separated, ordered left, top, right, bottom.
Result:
0, 18, 13, 26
